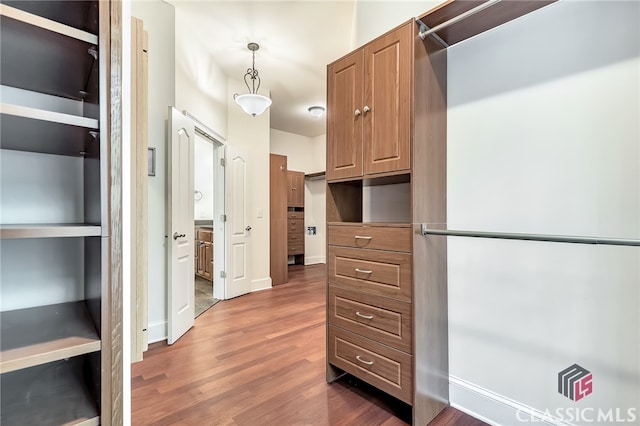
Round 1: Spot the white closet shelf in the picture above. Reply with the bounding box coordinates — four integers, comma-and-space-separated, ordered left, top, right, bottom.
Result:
0, 9, 97, 100
0, 4, 97, 44
0, 302, 101, 374
1, 103, 98, 128
0, 105, 99, 157
0, 357, 100, 426
0, 224, 102, 239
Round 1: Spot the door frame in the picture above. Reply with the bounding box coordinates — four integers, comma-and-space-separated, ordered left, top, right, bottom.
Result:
184, 112, 227, 301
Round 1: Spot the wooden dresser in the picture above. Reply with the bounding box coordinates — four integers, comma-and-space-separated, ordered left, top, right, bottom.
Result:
327, 223, 413, 402
287, 171, 305, 264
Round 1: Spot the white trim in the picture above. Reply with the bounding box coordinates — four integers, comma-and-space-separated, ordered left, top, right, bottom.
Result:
147, 320, 167, 344
304, 256, 326, 265
450, 375, 573, 426
251, 277, 272, 292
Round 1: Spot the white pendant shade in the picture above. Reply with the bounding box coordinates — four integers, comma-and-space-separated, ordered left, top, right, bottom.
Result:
234, 93, 272, 117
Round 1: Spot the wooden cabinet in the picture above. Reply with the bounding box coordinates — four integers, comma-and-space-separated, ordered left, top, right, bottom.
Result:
270, 154, 288, 285
325, 3, 559, 424
195, 228, 213, 281
0, 1, 121, 424
286, 170, 305, 264
327, 22, 411, 181
287, 211, 304, 257
287, 171, 304, 207
326, 18, 448, 426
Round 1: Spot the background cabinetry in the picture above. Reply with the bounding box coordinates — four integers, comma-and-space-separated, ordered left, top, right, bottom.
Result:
195, 228, 213, 280
326, 23, 411, 181
0, 1, 120, 424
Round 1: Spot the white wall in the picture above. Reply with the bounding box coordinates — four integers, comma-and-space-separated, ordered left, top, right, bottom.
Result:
446, 2, 640, 424
228, 78, 272, 291
174, 6, 228, 139
270, 130, 327, 264
194, 133, 214, 220
131, 0, 175, 343
355, 1, 440, 46
270, 128, 324, 173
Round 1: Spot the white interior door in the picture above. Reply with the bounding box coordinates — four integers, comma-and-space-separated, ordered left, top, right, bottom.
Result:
167, 107, 195, 344
225, 145, 252, 299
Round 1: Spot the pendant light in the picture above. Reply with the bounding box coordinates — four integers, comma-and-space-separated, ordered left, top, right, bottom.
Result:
233, 42, 272, 117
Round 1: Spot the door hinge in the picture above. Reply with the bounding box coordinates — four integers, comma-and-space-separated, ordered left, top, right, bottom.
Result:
220, 158, 226, 167
220, 214, 227, 222
220, 271, 227, 278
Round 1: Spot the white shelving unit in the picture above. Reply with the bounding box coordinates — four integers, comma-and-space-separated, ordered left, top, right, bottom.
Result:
0, 1, 110, 424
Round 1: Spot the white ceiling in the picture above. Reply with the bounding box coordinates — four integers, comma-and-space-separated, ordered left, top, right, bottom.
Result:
172, 1, 357, 138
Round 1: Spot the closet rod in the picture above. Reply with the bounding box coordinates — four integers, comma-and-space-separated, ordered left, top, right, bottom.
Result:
420, 224, 640, 247
418, 0, 502, 40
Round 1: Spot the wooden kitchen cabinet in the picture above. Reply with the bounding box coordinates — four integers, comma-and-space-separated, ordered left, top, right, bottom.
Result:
326, 22, 411, 181
195, 228, 213, 281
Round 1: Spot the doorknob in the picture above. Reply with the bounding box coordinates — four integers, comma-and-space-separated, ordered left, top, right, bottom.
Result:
245, 226, 252, 231
173, 232, 186, 240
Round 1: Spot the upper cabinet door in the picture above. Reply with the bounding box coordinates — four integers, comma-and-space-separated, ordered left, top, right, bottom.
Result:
327, 50, 364, 181
287, 171, 305, 207
363, 23, 412, 176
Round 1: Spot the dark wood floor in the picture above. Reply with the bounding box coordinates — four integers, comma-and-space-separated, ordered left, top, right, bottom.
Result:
132, 264, 486, 426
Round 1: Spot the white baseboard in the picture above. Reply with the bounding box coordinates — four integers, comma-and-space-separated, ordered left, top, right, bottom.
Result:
304, 256, 326, 265
147, 320, 167, 344
251, 277, 272, 292
450, 376, 572, 426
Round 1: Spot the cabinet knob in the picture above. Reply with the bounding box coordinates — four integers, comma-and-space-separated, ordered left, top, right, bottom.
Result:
354, 109, 361, 116
363, 105, 370, 113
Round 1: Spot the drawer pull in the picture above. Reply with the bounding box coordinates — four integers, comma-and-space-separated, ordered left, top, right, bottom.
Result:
355, 355, 374, 366
355, 268, 372, 274
355, 311, 374, 320
354, 235, 372, 240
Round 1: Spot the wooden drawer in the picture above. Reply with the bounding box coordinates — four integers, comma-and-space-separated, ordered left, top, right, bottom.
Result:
288, 242, 304, 255
328, 326, 412, 404
288, 232, 303, 243
328, 225, 411, 252
287, 211, 304, 220
328, 287, 411, 353
197, 228, 213, 243
288, 218, 304, 233
328, 246, 411, 302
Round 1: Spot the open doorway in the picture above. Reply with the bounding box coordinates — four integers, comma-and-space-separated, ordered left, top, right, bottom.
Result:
192, 120, 225, 317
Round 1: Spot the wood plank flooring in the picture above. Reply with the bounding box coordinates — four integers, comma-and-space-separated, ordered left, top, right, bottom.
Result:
132, 264, 487, 426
